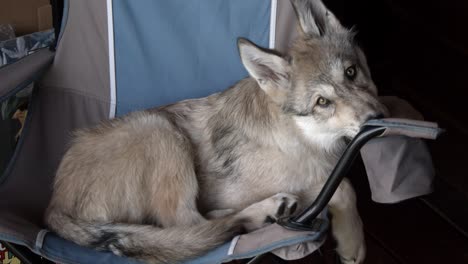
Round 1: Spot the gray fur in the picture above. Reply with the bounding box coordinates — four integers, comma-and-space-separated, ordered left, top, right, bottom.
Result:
45, 1, 387, 263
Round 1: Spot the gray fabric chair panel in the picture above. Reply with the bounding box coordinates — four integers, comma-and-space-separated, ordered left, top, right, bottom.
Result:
0, 48, 54, 99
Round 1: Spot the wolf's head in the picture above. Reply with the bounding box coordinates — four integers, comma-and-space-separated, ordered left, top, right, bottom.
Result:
238, 0, 387, 150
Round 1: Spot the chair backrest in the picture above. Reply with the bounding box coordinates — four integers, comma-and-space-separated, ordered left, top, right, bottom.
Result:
112, 0, 271, 116
0, 0, 298, 242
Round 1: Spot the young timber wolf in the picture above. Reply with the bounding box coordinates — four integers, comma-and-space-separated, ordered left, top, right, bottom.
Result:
45, 0, 387, 263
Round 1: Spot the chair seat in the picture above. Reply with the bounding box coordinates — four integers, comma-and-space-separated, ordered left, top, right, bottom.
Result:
0, 212, 328, 264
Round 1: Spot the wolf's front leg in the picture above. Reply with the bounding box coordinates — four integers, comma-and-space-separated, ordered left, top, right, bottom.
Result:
237, 193, 299, 231
206, 193, 298, 232
328, 179, 366, 264
238, 193, 298, 231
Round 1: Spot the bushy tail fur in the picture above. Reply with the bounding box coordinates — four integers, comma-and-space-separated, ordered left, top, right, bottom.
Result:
46, 210, 243, 263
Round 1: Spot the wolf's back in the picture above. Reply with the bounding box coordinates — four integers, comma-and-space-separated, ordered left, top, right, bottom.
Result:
46, 209, 243, 263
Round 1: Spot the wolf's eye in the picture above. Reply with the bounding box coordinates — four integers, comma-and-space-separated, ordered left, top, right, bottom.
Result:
345, 65, 357, 80
316, 97, 330, 107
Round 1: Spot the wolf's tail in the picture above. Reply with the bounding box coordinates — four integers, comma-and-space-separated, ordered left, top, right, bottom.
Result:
46, 210, 243, 264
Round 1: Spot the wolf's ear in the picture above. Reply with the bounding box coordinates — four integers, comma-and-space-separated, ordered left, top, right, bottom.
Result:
238, 38, 290, 97
290, 0, 344, 37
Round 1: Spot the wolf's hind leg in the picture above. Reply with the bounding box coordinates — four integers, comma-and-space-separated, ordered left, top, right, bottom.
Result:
142, 117, 207, 228
147, 157, 206, 227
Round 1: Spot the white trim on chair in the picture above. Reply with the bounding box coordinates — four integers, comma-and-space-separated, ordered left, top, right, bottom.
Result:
228, 235, 241, 255
107, 0, 117, 118
269, 0, 278, 49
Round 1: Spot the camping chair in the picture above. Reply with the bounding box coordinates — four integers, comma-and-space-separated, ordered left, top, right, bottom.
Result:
0, 1, 443, 263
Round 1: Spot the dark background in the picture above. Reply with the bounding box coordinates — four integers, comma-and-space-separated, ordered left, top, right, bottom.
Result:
314, 0, 468, 263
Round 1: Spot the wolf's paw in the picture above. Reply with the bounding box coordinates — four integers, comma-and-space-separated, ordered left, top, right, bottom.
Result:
336, 235, 366, 264
239, 193, 298, 231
